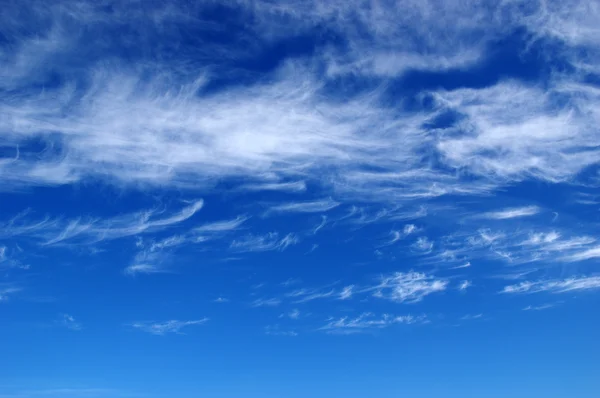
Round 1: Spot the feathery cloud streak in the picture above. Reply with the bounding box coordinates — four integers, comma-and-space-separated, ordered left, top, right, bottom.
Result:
480, 206, 541, 220
1, 200, 204, 245
131, 319, 208, 335
502, 276, 600, 294
320, 313, 426, 334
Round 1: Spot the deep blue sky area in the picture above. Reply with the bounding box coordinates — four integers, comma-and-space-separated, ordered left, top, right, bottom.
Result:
1, 1, 600, 397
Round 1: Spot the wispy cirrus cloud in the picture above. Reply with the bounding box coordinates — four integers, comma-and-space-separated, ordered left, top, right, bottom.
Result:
57, 314, 82, 331
311, 216, 328, 235
213, 297, 230, 303
561, 246, 600, 262
426, 226, 598, 268
0, 246, 29, 270
433, 80, 600, 184
372, 272, 447, 304
193, 216, 249, 234
460, 314, 483, 321
338, 285, 354, 300
479, 206, 541, 220
265, 325, 298, 337
292, 290, 335, 304
230, 232, 298, 252
237, 181, 307, 193
523, 304, 556, 311
0, 285, 21, 302
412, 237, 434, 253
320, 313, 426, 334
123, 214, 252, 275
123, 263, 167, 276
458, 280, 472, 291
451, 262, 471, 269
266, 199, 340, 215
379, 224, 419, 247
1, 200, 204, 245
280, 278, 301, 287
124, 235, 187, 275
251, 298, 282, 307
279, 272, 451, 306
279, 309, 301, 320
131, 319, 208, 335
284, 285, 338, 303
502, 276, 600, 294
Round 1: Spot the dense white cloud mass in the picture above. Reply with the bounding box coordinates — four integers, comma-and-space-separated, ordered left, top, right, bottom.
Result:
0, 0, 598, 200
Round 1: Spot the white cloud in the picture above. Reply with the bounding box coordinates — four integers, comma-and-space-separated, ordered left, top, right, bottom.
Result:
403, 224, 417, 235
0, 285, 21, 302
320, 313, 426, 334
254, 0, 500, 79
280, 278, 301, 287
412, 237, 434, 253
265, 325, 298, 337
451, 262, 471, 269
458, 280, 472, 291
381, 230, 402, 246
431, 226, 598, 267
58, 314, 82, 331
521, 0, 600, 49
291, 289, 335, 304
523, 304, 555, 311
0, 61, 437, 199
573, 192, 599, 206
237, 181, 307, 193
312, 216, 327, 235
267, 199, 340, 214
434, 79, 600, 183
193, 216, 249, 234
230, 232, 298, 252
521, 231, 561, 245
480, 206, 541, 220
561, 246, 600, 262
1, 200, 203, 245
472, 230, 505, 245
131, 319, 208, 335
372, 272, 447, 303
213, 297, 229, 303
124, 237, 182, 276
306, 243, 319, 254
380, 224, 419, 247
0, 246, 29, 270
280, 309, 301, 320
460, 313, 483, 320
123, 263, 166, 276
0, 2, 498, 202
339, 285, 354, 300
502, 276, 600, 294
149, 235, 187, 251
251, 298, 282, 307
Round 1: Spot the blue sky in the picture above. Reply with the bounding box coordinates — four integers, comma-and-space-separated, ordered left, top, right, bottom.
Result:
1, 1, 600, 397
